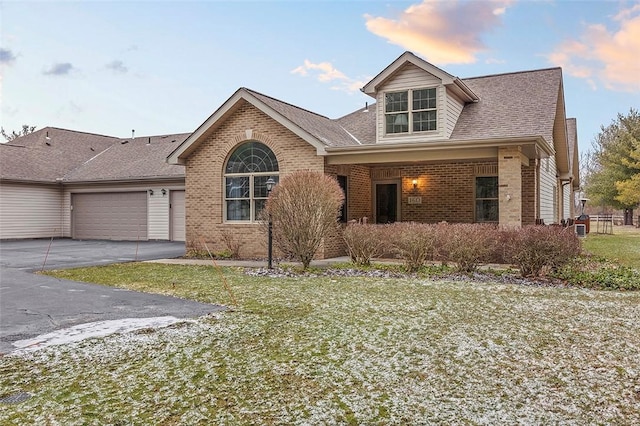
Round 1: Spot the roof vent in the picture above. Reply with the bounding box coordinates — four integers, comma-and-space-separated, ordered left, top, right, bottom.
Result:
132, 129, 135, 140
45, 131, 51, 140
147, 137, 151, 144
363, 102, 369, 113
121, 140, 129, 144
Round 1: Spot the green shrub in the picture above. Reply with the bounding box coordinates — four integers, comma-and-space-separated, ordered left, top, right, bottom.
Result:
343, 223, 389, 266
505, 225, 581, 277
553, 257, 640, 291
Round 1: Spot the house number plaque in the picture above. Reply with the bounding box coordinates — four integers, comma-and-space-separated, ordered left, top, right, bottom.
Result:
408, 196, 422, 205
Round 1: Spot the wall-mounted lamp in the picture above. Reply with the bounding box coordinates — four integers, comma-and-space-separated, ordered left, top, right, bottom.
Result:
148, 189, 154, 196
161, 189, 167, 196
506, 194, 512, 201
412, 179, 418, 189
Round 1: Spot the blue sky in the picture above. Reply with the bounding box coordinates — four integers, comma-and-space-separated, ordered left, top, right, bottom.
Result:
1, 0, 639, 155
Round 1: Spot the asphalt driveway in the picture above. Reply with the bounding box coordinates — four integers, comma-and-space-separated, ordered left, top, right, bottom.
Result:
0, 239, 224, 354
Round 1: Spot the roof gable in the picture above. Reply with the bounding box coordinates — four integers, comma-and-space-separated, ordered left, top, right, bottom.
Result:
361, 51, 478, 102
167, 88, 363, 165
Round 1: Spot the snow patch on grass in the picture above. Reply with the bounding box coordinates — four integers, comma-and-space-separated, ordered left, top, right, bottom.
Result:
12, 316, 192, 353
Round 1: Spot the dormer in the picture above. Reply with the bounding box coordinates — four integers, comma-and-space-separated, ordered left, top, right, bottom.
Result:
361, 52, 478, 144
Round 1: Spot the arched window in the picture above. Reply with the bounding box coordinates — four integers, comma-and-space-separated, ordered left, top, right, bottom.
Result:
224, 141, 279, 221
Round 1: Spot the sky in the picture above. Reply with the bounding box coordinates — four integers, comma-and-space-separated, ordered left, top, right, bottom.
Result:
1, 0, 639, 156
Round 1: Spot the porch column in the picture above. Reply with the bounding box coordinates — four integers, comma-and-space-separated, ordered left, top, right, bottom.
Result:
498, 146, 523, 227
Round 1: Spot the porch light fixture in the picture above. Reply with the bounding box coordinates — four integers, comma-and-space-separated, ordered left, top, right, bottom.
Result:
266, 177, 276, 269
161, 188, 167, 196
412, 179, 418, 189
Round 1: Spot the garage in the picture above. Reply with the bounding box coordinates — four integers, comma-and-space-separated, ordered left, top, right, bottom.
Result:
72, 192, 147, 240
170, 190, 186, 242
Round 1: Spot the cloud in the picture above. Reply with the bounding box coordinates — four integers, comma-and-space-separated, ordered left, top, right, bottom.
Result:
548, 3, 640, 92
364, 0, 514, 65
291, 59, 369, 94
292, 59, 348, 82
106, 60, 128, 74
43, 62, 74, 76
0, 48, 17, 65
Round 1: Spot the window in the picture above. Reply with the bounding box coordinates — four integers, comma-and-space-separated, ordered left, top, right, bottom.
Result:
224, 141, 278, 222
385, 88, 437, 134
475, 176, 498, 222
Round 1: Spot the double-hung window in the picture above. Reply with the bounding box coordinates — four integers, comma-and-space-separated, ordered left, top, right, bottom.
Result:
224, 141, 279, 222
385, 88, 437, 134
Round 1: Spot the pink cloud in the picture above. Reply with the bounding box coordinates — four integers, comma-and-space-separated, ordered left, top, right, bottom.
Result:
364, 0, 514, 65
548, 3, 640, 92
291, 60, 370, 94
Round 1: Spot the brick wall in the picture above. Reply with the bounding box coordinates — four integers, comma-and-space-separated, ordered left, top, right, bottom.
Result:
185, 100, 323, 258
368, 161, 497, 224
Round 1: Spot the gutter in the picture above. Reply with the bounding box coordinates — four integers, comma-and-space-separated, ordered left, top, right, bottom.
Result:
324, 136, 554, 157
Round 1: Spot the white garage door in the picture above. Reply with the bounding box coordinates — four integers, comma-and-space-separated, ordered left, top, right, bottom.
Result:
72, 192, 147, 240
170, 190, 185, 242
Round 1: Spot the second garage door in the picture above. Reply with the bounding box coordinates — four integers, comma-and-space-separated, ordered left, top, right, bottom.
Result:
72, 192, 147, 240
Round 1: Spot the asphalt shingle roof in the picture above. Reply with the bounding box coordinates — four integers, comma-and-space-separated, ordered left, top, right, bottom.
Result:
63, 133, 188, 182
0, 127, 119, 182
0, 128, 187, 184
246, 89, 369, 147
245, 67, 562, 148
451, 68, 561, 144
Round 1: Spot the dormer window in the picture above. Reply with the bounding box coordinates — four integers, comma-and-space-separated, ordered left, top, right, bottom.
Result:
385, 88, 437, 134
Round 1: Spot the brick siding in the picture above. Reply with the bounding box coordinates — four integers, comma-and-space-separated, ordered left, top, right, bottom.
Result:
185, 101, 323, 258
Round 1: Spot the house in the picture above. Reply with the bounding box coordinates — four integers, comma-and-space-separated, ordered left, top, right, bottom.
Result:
0, 127, 187, 241
167, 52, 580, 259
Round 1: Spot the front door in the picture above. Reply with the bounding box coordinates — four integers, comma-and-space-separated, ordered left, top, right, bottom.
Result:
374, 182, 400, 223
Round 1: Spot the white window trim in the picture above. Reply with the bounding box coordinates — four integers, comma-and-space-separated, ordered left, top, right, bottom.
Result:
384, 87, 438, 136
223, 171, 278, 223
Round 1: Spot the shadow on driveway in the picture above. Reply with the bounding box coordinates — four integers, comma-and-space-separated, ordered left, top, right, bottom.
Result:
0, 239, 224, 354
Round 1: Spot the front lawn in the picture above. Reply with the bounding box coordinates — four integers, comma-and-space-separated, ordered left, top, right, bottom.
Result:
582, 225, 640, 269
2, 264, 639, 424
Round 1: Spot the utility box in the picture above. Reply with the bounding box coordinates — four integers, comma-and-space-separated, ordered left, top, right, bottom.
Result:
575, 224, 587, 238
575, 214, 590, 234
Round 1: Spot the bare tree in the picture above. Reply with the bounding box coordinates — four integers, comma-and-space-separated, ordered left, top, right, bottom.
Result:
1, 124, 37, 142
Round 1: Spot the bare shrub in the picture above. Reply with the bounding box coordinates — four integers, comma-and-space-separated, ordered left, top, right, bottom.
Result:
505, 225, 581, 277
265, 171, 344, 270
389, 222, 439, 272
343, 223, 389, 266
220, 229, 244, 259
441, 223, 497, 273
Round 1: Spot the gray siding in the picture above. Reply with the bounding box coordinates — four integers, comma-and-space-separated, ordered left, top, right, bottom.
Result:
170, 190, 185, 242
0, 183, 63, 239
376, 63, 445, 143
148, 190, 170, 240
445, 90, 465, 139
539, 157, 558, 224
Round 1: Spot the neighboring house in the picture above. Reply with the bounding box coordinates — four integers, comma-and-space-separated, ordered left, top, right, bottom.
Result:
0, 127, 187, 241
168, 52, 580, 258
